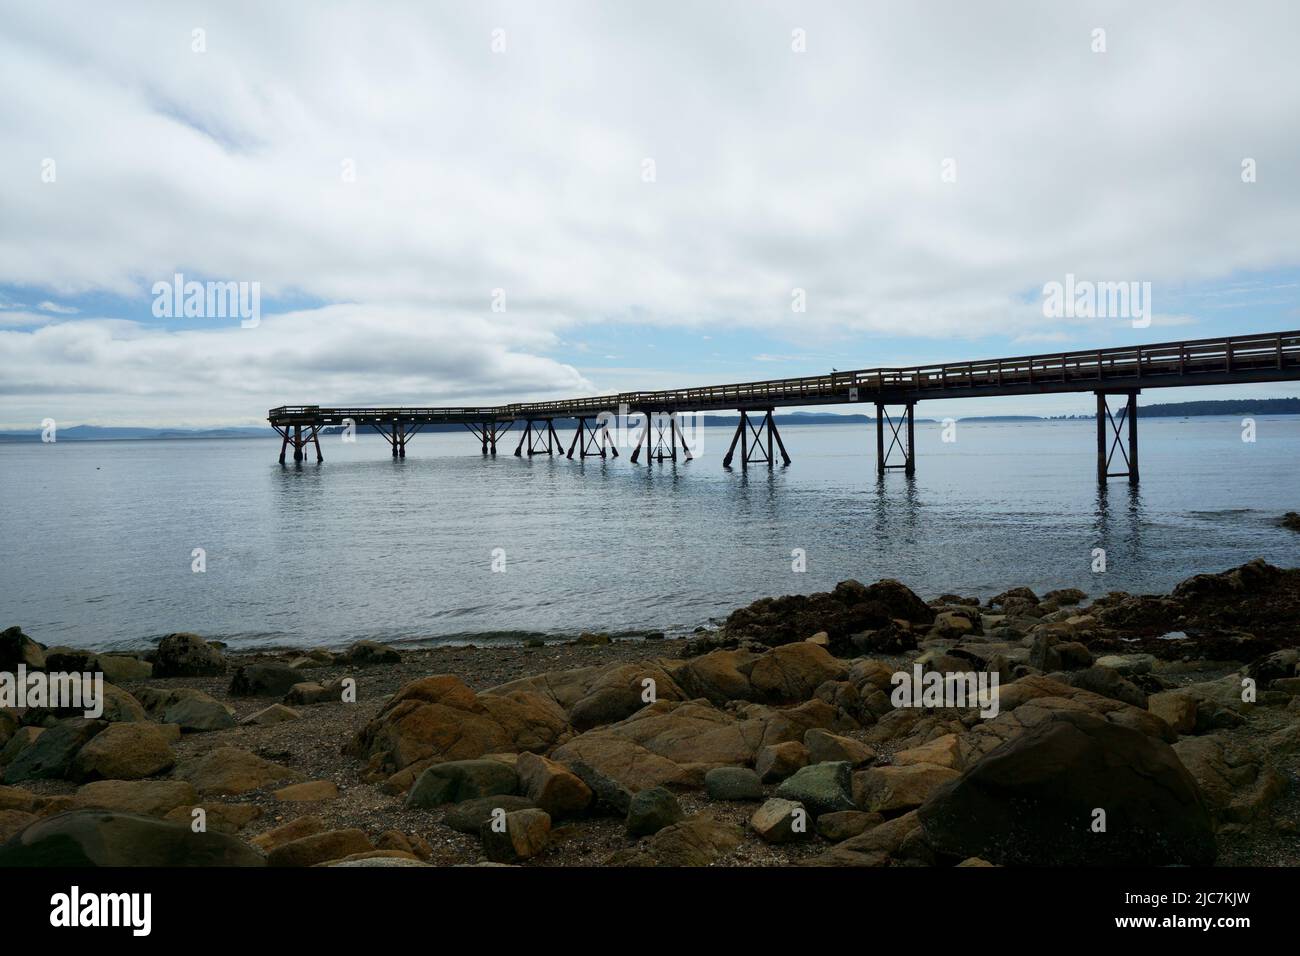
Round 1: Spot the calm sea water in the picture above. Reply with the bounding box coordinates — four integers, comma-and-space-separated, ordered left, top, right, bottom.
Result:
2, 417, 1297, 651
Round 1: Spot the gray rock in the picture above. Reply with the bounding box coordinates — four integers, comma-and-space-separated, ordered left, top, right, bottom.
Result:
750, 798, 810, 843
23, 682, 145, 725
918, 710, 1215, 866
704, 766, 763, 801
816, 809, 884, 842
405, 760, 519, 808
1063, 665, 1148, 708
606, 813, 743, 865
567, 758, 633, 816
480, 808, 550, 862
2, 718, 106, 783
754, 741, 809, 782
43, 647, 101, 672
443, 795, 536, 834
0, 809, 263, 866
773, 761, 855, 815
241, 703, 301, 727
342, 640, 400, 665
330, 856, 430, 867
284, 679, 350, 705
1094, 653, 1156, 676
625, 786, 684, 836
152, 632, 226, 677
229, 663, 301, 698
97, 654, 153, 683
0, 626, 45, 670
162, 690, 236, 732
0, 709, 16, 749
0, 726, 42, 767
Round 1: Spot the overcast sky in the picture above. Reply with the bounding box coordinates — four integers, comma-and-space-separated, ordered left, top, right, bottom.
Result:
1, 0, 1298, 428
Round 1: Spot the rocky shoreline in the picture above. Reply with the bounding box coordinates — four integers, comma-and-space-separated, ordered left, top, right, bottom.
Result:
2, 558, 1298, 867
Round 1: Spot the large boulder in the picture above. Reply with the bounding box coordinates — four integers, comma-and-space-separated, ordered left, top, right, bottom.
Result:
71, 779, 198, 816
0, 809, 37, 843
0, 626, 45, 670
704, 766, 763, 801
605, 813, 742, 866
267, 828, 371, 867
152, 633, 226, 677
804, 728, 875, 766
2, 718, 106, 783
490, 661, 686, 730
625, 786, 683, 836
443, 795, 536, 834
1172, 735, 1285, 825
71, 722, 177, 781
774, 761, 855, 815
918, 710, 1216, 866
1060, 665, 1148, 708
754, 740, 809, 782
853, 763, 959, 813
1148, 691, 1199, 735
748, 644, 848, 702
173, 746, 305, 796
721, 579, 935, 649
346, 675, 567, 781
0, 810, 263, 866
480, 808, 550, 863
137, 686, 239, 733
404, 759, 518, 808
97, 654, 153, 684
229, 663, 302, 698
22, 682, 146, 724
0, 727, 42, 768
804, 810, 923, 866
515, 752, 592, 818
161, 690, 237, 732
284, 679, 350, 706
551, 697, 836, 793
750, 798, 810, 843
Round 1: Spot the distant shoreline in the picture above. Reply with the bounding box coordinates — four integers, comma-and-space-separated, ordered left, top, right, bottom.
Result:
3, 399, 1299, 443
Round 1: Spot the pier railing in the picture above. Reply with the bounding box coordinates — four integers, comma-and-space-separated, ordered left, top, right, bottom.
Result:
269, 330, 1300, 425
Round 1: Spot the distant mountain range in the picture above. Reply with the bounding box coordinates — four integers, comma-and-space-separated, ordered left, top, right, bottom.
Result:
1, 399, 1296, 442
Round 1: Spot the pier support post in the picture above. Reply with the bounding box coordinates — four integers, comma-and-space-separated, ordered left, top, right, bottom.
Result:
1096, 390, 1140, 483
630, 411, 651, 464
372, 420, 420, 459
516, 420, 559, 456
467, 422, 507, 455
274, 423, 323, 464
875, 401, 916, 476
634, 412, 695, 463
567, 417, 619, 459
722, 408, 789, 470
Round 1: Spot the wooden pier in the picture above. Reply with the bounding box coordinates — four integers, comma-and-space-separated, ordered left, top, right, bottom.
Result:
270, 330, 1300, 482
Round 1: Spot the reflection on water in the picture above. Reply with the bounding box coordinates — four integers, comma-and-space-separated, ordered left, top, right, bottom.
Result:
3, 416, 1298, 649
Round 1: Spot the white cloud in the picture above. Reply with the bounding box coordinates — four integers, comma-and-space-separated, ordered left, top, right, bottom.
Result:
37, 301, 79, 314
0, 0, 1298, 425
0, 305, 592, 427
